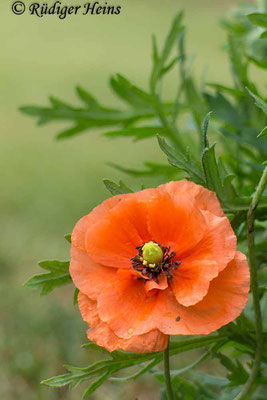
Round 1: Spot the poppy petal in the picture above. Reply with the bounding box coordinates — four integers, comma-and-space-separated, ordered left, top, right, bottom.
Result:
145, 272, 168, 295
97, 252, 249, 338
182, 211, 236, 272
78, 292, 100, 328
97, 270, 158, 339
171, 258, 218, 306
171, 210, 236, 307
70, 246, 116, 300
147, 192, 207, 256
87, 322, 168, 353
85, 197, 152, 268
78, 292, 168, 353
72, 195, 124, 251
159, 180, 224, 217
156, 251, 250, 335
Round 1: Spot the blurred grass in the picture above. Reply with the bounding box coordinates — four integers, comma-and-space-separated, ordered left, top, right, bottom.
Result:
0, 0, 244, 399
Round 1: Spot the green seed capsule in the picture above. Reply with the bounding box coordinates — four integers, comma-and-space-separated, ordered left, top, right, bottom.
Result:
142, 242, 163, 265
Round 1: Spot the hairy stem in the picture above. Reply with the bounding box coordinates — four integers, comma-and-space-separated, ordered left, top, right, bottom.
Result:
235, 166, 267, 400
163, 338, 174, 400
153, 95, 184, 151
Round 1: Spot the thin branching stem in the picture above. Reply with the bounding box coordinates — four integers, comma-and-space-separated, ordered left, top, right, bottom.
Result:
153, 95, 183, 151
163, 337, 174, 400
235, 166, 267, 400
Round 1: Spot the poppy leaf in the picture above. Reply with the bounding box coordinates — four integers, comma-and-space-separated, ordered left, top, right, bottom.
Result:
204, 92, 242, 129
215, 353, 249, 386
109, 358, 160, 382
161, 11, 184, 65
55, 123, 93, 141
153, 349, 211, 383
110, 74, 154, 109
150, 12, 184, 91
20, 97, 165, 140
206, 83, 244, 98
152, 34, 159, 63
157, 135, 206, 185
24, 260, 71, 295
201, 143, 249, 212
247, 55, 267, 70
108, 161, 178, 179
247, 89, 267, 116
64, 233, 72, 243
104, 126, 166, 141
260, 30, 267, 39
258, 126, 267, 138
73, 288, 79, 305
24, 272, 72, 296
81, 343, 113, 357
202, 111, 212, 148
200, 115, 257, 212
189, 371, 229, 387
160, 56, 180, 77
184, 77, 207, 133
83, 370, 115, 398
42, 335, 225, 394
76, 86, 100, 109
248, 13, 267, 28
103, 179, 134, 195
202, 144, 223, 193
38, 260, 70, 272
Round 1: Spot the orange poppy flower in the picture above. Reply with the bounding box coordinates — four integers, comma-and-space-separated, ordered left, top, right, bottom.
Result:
70, 180, 250, 353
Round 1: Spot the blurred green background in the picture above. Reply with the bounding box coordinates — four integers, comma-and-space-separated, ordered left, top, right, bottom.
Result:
0, 0, 248, 399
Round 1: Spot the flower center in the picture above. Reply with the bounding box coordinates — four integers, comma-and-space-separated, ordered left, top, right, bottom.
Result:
142, 241, 163, 267
131, 241, 181, 283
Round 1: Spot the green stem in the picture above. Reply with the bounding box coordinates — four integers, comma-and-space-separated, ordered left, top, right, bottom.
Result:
153, 95, 184, 151
163, 338, 174, 400
234, 166, 267, 400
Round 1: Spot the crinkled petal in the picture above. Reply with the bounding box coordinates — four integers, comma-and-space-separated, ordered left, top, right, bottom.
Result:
78, 292, 168, 353
70, 246, 117, 300
78, 292, 100, 328
72, 195, 124, 251
159, 180, 224, 217
97, 270, 158, 339
145, 272, 168, 295
97, 252, 249, 337
167, 207, 236, 307
171, 259, 218, 307
147, 192, 207, 257
156, 251, 250, 335
87, 322, 168, 353
85, 197, 152, 268
182, 210, 236, 272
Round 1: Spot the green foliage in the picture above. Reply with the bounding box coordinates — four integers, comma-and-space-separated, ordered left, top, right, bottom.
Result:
150, 12, 184, 92
21, 1, 267, 399
64, 233, 72, 243
104, 126, 167, 141
258, 126, 267, 139
24, 260, 71, 295
248, 13, 267, 28
73, 288, 79, 305
103, 179, 133, 195
215, 353, 249, 387
247, 89, 267, 116
42, 335, 225, 397
157, 136, 205, 185
110, 74, 154, 109
108, 161, 178, 179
